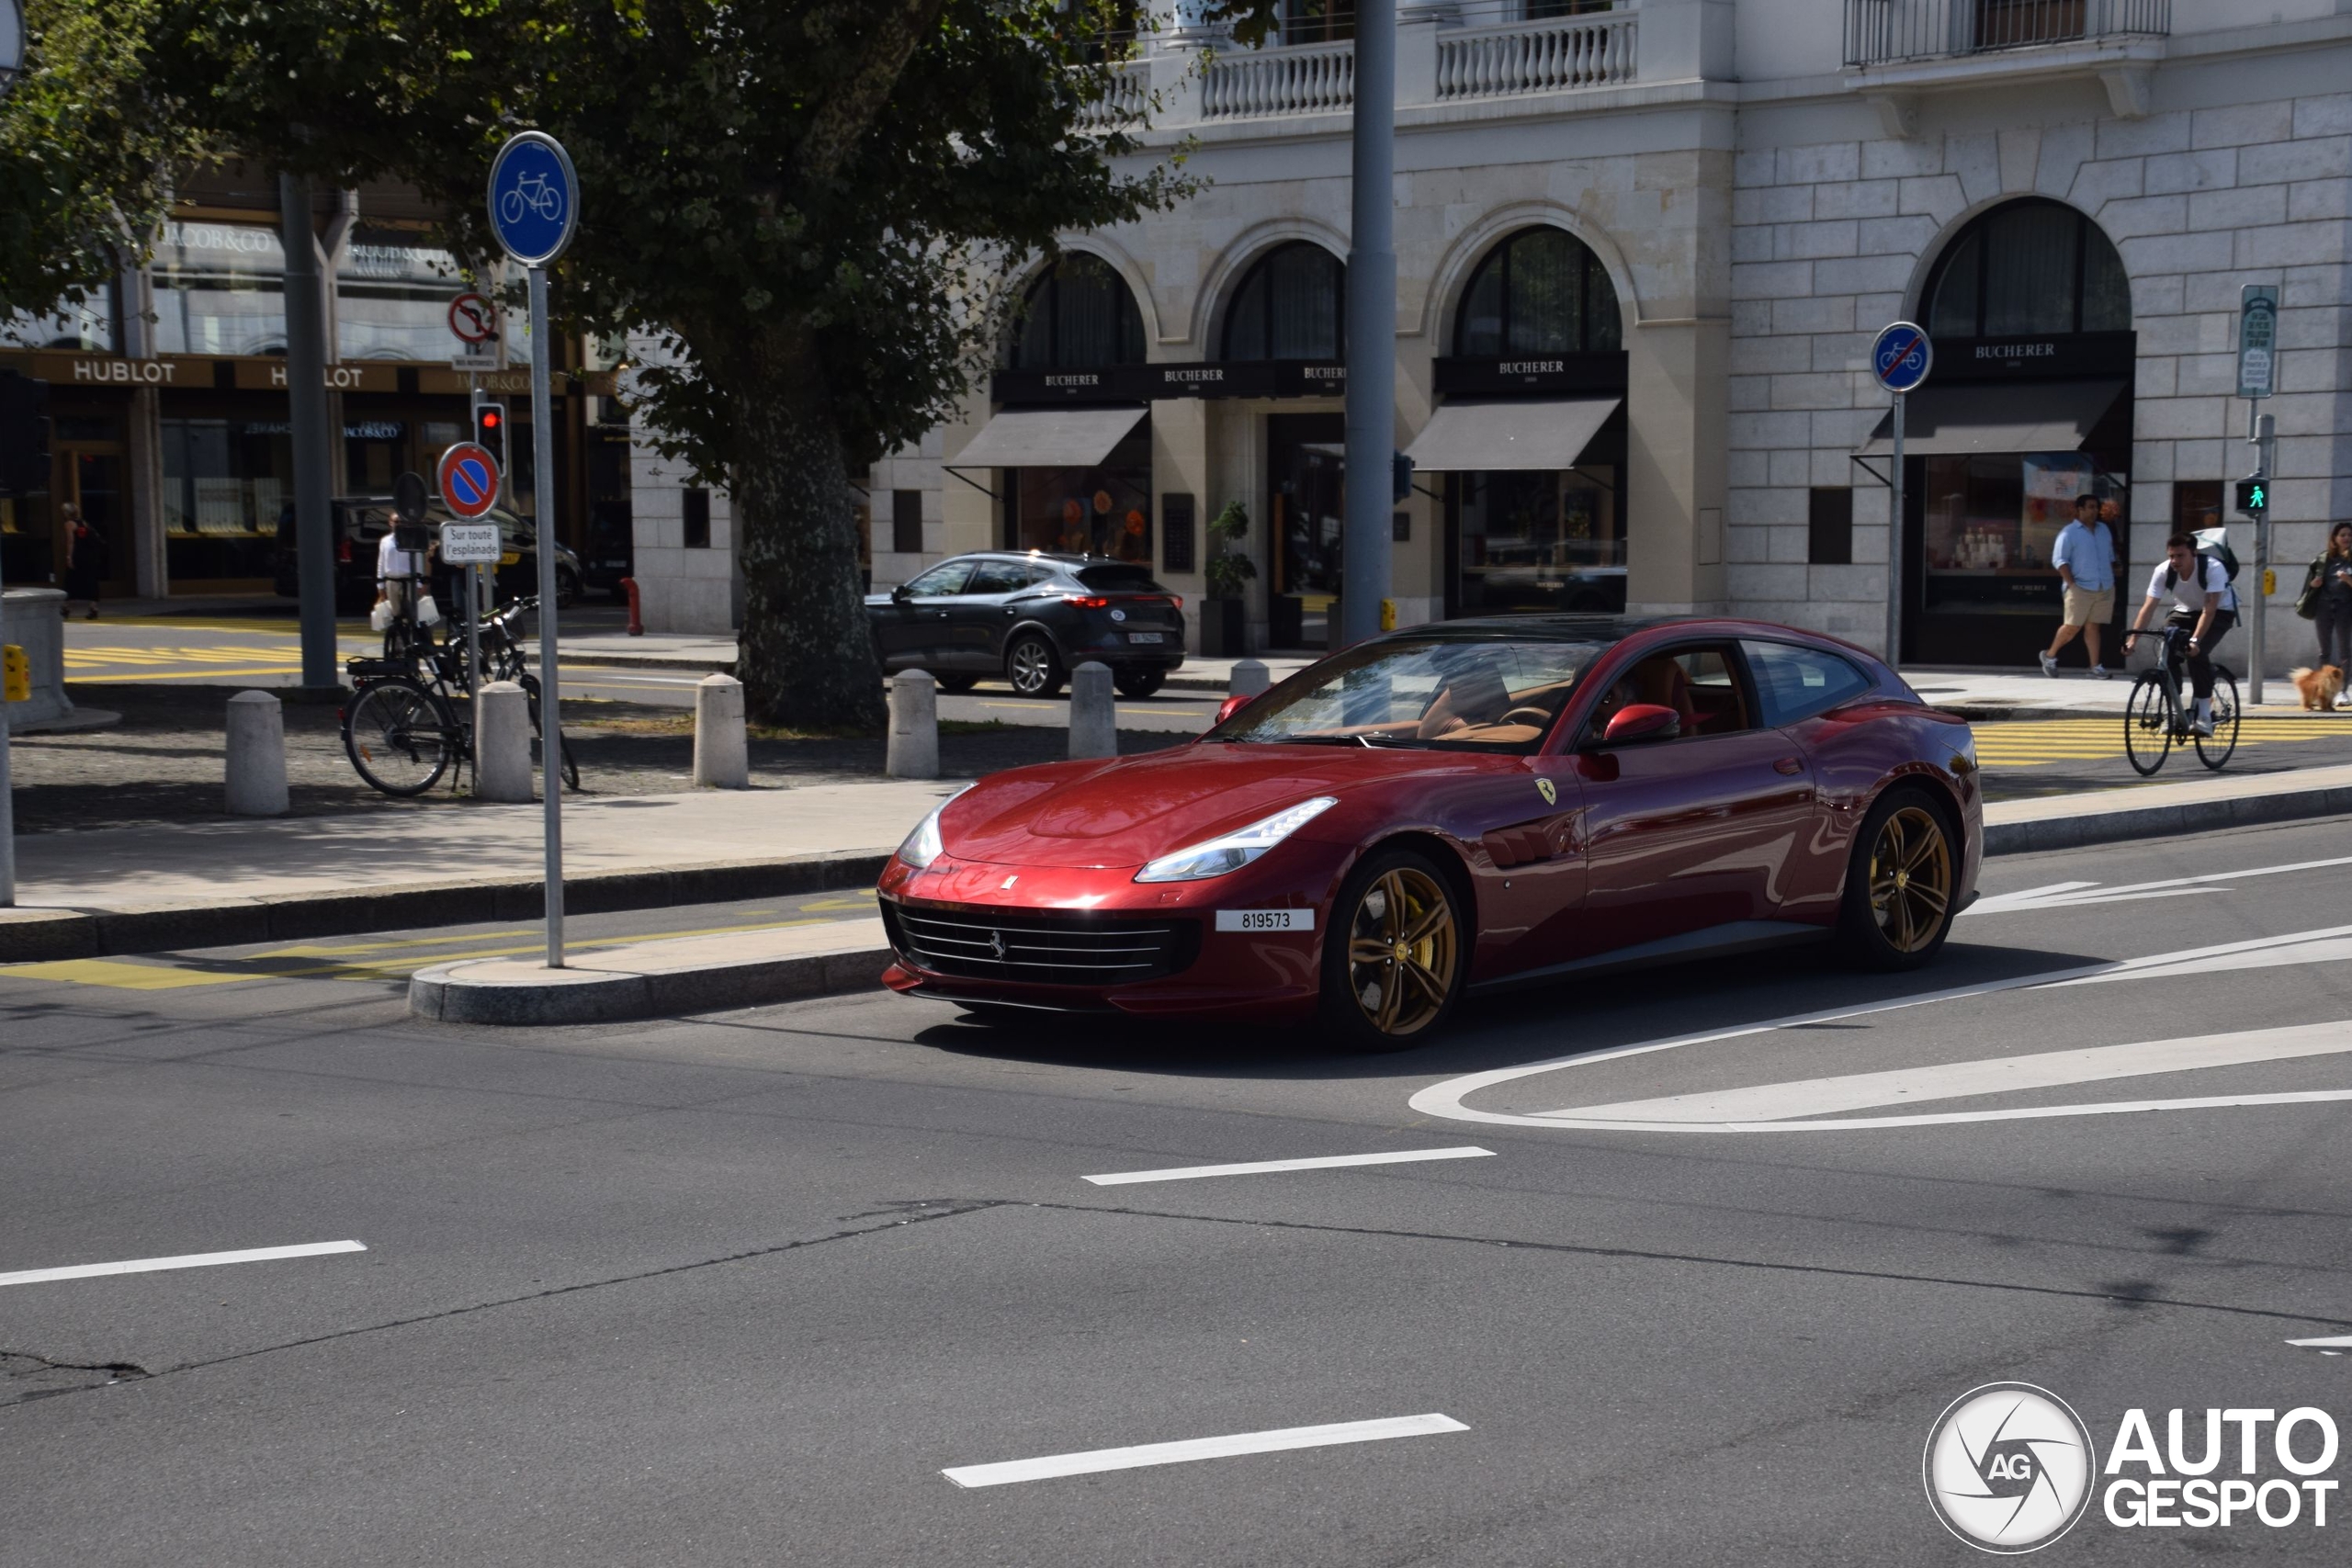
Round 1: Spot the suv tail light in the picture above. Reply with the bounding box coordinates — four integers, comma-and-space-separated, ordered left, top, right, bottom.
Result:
337, 537, 353, 564
1062, 594, 1111, 609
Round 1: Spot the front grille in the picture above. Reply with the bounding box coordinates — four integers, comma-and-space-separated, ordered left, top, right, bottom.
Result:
882, 903, 1199, 987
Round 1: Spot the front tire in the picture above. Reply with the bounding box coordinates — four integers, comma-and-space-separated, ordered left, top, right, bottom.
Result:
1318, 847, 1467, 1053
1837, 788, 1959, 971
1006, 634, 1064, 699
933, 672, 981, 694
1114, 669, 1166, 699
555, 566, 582, 610
344, 677, 456, 797
2123, 671, 2174, 776
2194, 667, 2241, 770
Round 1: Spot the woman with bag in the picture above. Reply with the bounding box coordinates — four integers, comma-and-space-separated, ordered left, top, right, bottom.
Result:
2298, 522, 2352, 678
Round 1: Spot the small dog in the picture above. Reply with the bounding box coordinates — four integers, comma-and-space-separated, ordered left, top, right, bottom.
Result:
2290, 664, 2344, 711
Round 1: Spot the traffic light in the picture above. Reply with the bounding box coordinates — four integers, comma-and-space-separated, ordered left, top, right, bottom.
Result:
2234, 479, 2268, 517
474, 401, 508, 470
0, 370, 51, 498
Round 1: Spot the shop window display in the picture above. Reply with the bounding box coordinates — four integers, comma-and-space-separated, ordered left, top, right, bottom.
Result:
1921, 452, 2120, 617
160, 418, 291, 585
1453, 468, 1625, 615
153, 222, 287, 357
1010, 426, 1152, 564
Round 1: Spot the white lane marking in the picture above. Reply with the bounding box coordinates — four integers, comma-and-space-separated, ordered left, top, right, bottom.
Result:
1965, 854, 2352, 917
1538, 1023, 2352, 1127
0, 1239, 367, 1288
2052, 926, 2352, 986
2288, 1334, 2352, 1349
1408, 924, 2352, 1134
1083, 1146, 1494, 1186
942, 1413, 1468, 1488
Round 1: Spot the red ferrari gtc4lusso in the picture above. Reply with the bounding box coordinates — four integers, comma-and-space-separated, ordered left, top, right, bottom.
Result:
878, 615, 1981, 1051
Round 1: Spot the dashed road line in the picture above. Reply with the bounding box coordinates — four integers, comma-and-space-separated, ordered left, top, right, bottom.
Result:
1083, 1146, 1496, 1186
0, 1239, 368, 1289
942, 1413, 1468, 1488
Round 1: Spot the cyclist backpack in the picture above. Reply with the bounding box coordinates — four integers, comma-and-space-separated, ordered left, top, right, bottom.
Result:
2165, 526, 2240, 593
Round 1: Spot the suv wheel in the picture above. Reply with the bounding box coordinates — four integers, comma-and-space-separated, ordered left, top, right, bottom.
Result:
1006, 634, 1064, 699
1114, 669, 1166, 699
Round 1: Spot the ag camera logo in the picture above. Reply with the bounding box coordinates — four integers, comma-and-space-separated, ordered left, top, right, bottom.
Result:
1923, 1382, 2094, 1553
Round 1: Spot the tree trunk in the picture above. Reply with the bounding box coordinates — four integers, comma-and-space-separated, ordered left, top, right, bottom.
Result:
730, 338, 888, 731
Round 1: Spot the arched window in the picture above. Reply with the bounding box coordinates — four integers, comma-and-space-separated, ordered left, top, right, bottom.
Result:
1221, 242, 1346, 362
1924, 198, 2130, 339
1454, 227, 1623, 357
1005, 253, 1147, 370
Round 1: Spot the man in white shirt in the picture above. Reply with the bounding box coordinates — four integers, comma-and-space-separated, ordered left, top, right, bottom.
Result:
2124, 531, 2238, 736
378, 525, 435, 618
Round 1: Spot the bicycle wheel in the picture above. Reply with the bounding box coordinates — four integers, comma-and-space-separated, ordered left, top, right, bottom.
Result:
2123, 671, 2175, 776
2195, 666, 2242, 770
517, 672, 582, 792
344, 676, 457, 796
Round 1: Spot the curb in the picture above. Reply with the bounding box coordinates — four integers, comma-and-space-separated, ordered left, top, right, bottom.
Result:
0, 850, 891, 965
409, 943, 891, 1025
540, 652, 735, 674
1983, 781, 2352, 856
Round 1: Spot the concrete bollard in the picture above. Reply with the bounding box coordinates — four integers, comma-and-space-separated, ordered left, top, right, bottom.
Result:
888, 670, 939, 779
1069, 660, 1116, 760
693, 673, 749, 788
1228, 658, 1272, 699
223, 690, 288, 817
476, 681, 535, 802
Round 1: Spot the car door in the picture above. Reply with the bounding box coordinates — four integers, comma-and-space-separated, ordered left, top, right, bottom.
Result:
938, 558, 1032, 671
1561, 641, 1818, 958
1741, 637, 1883, 923
876, 559, 972, 667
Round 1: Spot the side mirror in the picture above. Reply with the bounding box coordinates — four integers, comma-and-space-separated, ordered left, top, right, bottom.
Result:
1599, 704, 1681, 746
1213, 693, 1252, 725
891, 583, 914, 603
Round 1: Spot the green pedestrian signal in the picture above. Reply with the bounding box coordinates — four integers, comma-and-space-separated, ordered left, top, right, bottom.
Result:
2234, 479, 2267, 516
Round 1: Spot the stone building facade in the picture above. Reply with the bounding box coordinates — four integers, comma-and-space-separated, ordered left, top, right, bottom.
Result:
630, 0, 2352, 676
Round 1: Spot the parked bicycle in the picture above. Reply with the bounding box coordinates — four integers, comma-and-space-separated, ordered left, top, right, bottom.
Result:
2123, 619, 2240, 775
342, 594, 579, 798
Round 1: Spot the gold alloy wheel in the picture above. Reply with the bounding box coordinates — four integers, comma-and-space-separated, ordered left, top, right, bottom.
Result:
1344, 866, 1461, 1038
1867, 805, 1952, 954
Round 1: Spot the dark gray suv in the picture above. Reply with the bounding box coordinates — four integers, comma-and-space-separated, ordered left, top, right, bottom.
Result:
865, 552, 1186, 698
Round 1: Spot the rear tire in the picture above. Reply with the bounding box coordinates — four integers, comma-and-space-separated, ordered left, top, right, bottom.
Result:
343, 677, 456, 797
933, 672, 981, 694
2123, 672, 2174, 776
1317, 846, 1467, 1053
1006, 634, 1064, 699
1114, 670, 1167, 699
1837, 788, 1959, 972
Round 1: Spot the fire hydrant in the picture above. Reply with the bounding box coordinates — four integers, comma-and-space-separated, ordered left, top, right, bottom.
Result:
622, 577, 644, 637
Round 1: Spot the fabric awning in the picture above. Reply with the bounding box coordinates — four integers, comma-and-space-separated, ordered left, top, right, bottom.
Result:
947, 405, 1148, 469
1855, 379, 2125, 457
1403, 397, 1622, 472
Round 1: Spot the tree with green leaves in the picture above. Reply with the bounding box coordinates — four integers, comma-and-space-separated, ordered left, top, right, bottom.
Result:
153, 0, 1184, 728
0, 0, 196, 324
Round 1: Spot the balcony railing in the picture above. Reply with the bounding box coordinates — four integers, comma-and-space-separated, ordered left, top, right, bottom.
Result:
1202, 39, 1356, 119
1437, 12, 1638, 100
1845, 0, 2169, 67
1072, 61, 1151, 130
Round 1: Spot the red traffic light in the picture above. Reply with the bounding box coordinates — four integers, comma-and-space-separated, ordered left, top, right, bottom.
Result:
479, 408, 503, 432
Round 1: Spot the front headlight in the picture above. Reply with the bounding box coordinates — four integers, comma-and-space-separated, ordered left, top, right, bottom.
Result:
897, 786, 972, 871
1134, 796, 1339, 884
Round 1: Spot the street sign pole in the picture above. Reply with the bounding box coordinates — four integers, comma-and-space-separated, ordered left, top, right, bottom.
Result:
1340, 0, 1396, 647
489, 129, 579, 970
2238, 285, 2278, 705
1888, 391, 1905, 675
527, 263, 565, 964
1, 483, 13, 907
1869, 321, 1933, 675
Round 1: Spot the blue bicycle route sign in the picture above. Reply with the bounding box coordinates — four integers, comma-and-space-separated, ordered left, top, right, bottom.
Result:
1871, 321, 1933, 394
487, 131, 579, 266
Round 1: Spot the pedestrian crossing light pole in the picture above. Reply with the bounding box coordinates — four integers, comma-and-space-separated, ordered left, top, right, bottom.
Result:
2236, 284, 2278, 705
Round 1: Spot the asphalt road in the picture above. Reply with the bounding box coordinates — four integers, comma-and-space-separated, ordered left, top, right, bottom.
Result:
5, 819, 2349, 1564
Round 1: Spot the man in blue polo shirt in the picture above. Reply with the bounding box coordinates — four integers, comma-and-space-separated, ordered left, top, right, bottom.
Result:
2040, 492, 2118, 678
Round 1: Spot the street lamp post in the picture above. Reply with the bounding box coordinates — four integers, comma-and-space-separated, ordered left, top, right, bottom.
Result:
1340, 0, 1396, 647
1, 0, 24, 905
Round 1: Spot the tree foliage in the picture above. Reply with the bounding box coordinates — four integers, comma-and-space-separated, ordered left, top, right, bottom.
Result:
151, 0, 1183, 725
0, 0, 199, 321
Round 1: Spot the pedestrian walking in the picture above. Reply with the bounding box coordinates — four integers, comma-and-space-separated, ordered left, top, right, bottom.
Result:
61, 503, 108, 619
2039, 492, 2117, 678
2297, 522, 2352, 680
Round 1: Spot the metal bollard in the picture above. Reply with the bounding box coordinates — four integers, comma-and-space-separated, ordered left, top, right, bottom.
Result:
693, 672, 749, 788
888, 670, 939, 779
223, 690, 288, 817
1228, 658, 1271, 699
476, 681, 535, 802
1069, 660, 1116, 760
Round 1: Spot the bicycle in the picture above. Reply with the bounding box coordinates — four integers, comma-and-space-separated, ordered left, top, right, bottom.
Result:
2123, 619, 2240, 776
342, 593, 579, 797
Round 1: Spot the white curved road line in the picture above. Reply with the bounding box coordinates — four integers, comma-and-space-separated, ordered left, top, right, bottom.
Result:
1409, 926, 2352, 1134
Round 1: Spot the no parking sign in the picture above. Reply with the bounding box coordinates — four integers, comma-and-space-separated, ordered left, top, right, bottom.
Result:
437, 442, 502, 517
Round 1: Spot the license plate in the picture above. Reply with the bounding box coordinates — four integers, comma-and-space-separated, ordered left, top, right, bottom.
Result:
1216, 908, 1313, 932
499, 551, 521, 566
1126, 631, 1164, 644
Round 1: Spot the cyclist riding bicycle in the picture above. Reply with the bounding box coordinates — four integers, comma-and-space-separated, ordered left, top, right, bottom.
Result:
2123, 530, 2237, 737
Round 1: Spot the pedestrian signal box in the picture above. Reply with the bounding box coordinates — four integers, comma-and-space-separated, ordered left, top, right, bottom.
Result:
3, 645, 28, 704
2233, 479, 2268, 517
474, 402, 508, 469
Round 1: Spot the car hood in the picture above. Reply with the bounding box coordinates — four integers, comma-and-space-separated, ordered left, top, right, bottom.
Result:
938, 743, 1464, 870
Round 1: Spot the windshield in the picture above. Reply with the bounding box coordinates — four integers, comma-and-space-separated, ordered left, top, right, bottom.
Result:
1210, 637, 1610, 753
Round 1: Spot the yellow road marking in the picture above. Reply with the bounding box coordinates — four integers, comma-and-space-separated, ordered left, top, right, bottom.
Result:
0, 959, 253, 990
65, 668, 310, 682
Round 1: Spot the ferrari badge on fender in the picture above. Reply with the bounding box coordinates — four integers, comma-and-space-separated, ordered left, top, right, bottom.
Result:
1536, 778, 1557, 806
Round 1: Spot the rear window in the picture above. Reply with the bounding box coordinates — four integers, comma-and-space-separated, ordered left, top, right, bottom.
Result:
1075, 564, 1167, 593
1743, 640, 1873, 726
